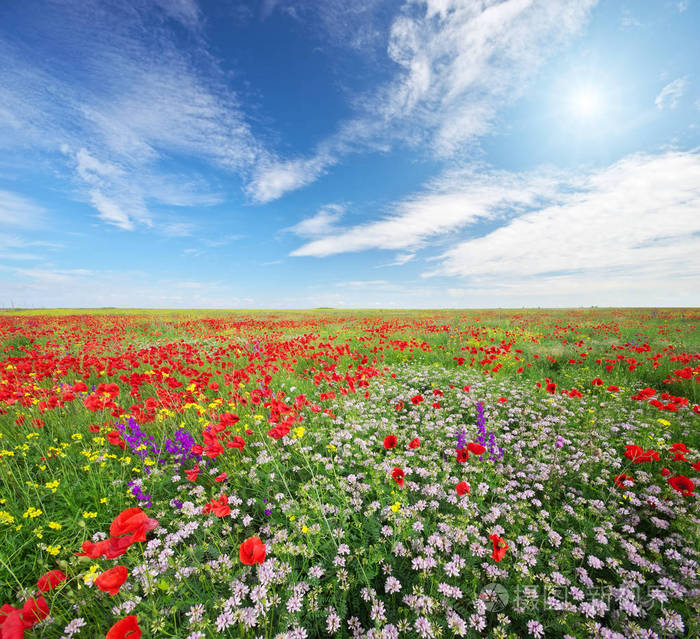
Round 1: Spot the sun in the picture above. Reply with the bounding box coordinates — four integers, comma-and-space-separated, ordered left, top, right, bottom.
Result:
569, 86, 603, 119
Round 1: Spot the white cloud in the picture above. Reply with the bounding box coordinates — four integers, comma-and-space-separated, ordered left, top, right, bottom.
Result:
159, 221, 196, 237
424, 151, 700, 303
291, 166, 564, 257
377, 252, 416, 267
250, 0, 598, 201
0, 266, 255, 308
245, 155, 334, 204
0, 234, 60, 261
0, 190, 45, 228
0, 0, 261, 229
655, 77, 688, 109
285, 204, 344, 237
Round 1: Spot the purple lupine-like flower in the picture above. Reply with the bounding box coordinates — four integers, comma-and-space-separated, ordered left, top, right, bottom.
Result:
128, 480, 152, 507
473, 402, 503, 461
456, 428, 467, 451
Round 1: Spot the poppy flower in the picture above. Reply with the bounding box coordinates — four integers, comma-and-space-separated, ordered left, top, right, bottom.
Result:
37, 569, 66, 592
383, 435, 397, 450
668, 475, 694, 497
545, 382, 557, 394
467, 442, 486, 455
214, 473, 227, 482
411, 395, 424, 405
95, 566, 128, 596
456, 481, 470, 496
395, 401, 404, 411
661, 468, 671, 477
463, 385, 470, 392
391, 467, 405, 487
107, 431, 126, 450
239, 536, 266, 565
489, 534, 508, 562
669, 443, 689, 453
203, 494, 230, 517
456, 449, 469, 463
226, 436, 245, 449
623, 445, 659, 463
89, 424, 100, 433
408, 438, 420, 449
497, 397, 507, 404
106, 615, 142, 639
110, 508, 157, 543
614, 473, 634, 489
21, 595, 49, 626
184, 465, 200, 482
607, 385, 620, 392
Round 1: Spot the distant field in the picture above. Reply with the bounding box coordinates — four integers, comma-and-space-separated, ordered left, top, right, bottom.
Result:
0, 309, 698, 638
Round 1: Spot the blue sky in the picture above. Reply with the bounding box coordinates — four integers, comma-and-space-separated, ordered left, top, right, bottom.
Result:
0, 0, 698, 308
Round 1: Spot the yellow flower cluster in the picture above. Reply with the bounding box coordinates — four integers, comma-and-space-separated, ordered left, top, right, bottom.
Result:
23, 507, 42, 519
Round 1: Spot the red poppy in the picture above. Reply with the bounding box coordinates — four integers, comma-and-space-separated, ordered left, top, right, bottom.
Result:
456, 449, 468, 463
668, 475, 694, 497
408, 438, 420, 449
661, 467, 671, 476
185, 465, 200, 482
669, 443, 689, 453
37, 569, 66, 592
106, 615, 142, 639
489, 534, 508, 562
95, 566, 128, 596
107, 430, 126, 450
395, 401, 404, 411
614, 473, 634, 489
383, 435, 397, 449
411, 395, 424, 405
21, 596, 49, 626
607, 385, 620, 392
671, 451, 688, 462
391, 467, 405, 487
239, 536, 266, 565
692, 460, 700, 472
591, 378, 603, 386
545, 382, 556, 394
497, 397, 507, 404
214, 473, 227, 482
89, 424, 100, 433
432, 401, 441, 409
226, 436, 245, 449
203, 494, 231, 517
623, 445, 660, 463
467, 442, 486, 455
110, 508, 157, 543
463, 385, 471, 392
456, 481, 470, 496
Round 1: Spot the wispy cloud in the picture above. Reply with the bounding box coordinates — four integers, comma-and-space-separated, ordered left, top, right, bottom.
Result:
285, 204, 345, 237
0, 0, 260, 230
291, 165, 565, 257
655, 77, 688, 109
425, 151, 700, 303
0, 190, 46, 228
0, 265, 254, 308
376, 253, 416, 267
0, 234, 60, 261
249, 0, 598, 202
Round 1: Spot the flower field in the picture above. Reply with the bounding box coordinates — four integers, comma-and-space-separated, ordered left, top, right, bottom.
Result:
0, 308, 698, 639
